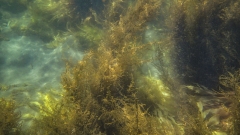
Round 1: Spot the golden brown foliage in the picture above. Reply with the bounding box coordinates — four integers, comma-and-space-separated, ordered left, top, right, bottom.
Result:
60, 0, 166, 134
105, 0, 161, 50
220, 69, 240, 135
62, 0, 162, 105
160, 1, 240, 134
3, 0, 240, 134
164, 0, 240, 89
0, 98, 21, 135
28, 93, 102, 135
176, 88, 212, 135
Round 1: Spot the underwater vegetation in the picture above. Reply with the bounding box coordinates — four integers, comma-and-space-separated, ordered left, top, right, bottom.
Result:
0, 0, 104, 48
60, 0, 171, 134
1, 0, 240, 134
166, 0, 240, 89
220, 69, 240, 135
0, 98, 21, 135
25, 0, 179, 134
26, 93, 78, 135
164, 0, 240, 134
175, 86, 213, 135
74, 23, 104, 49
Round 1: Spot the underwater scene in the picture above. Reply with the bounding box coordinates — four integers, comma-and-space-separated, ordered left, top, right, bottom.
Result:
0, 0, 240, 134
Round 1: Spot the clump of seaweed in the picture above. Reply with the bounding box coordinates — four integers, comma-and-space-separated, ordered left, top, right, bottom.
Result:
26, 94, 101, 135
8, 0, 104, 45
219, 69, 240, 135
176, 86, 213, 135
0, 98, 21, 135
29, 0, 76, 27
60, 0, 174, 134
8, 0, 71, 42
159, 0, 240, 134
26, 0, 173, 134
165, 0, 240, 89
68, 22, 104, 50
4, 0, 240, 134
136, 76, 175, 115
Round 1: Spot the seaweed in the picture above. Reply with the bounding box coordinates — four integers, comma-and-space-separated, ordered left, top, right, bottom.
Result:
34, 90, 102, 135
60, 0, 168, 134
219, 69, 240, 135
176, 86, 213, 135
2, 0, 240, 134
166, 0, 240, 89
0, 98, 21, 135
